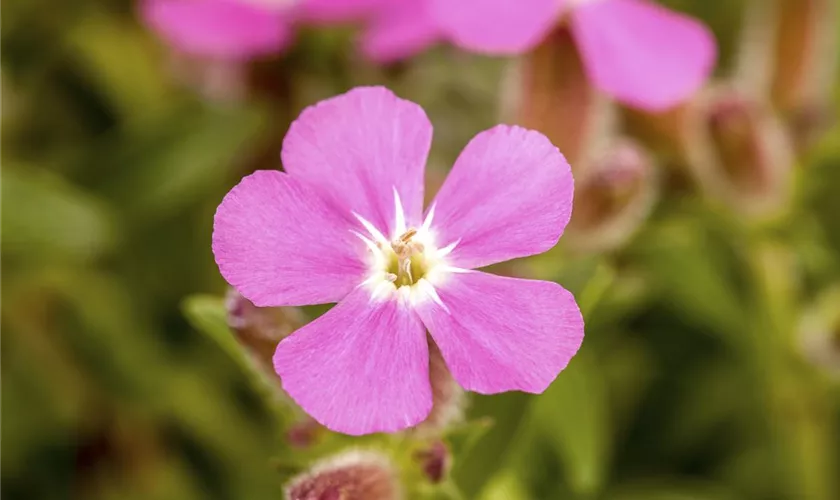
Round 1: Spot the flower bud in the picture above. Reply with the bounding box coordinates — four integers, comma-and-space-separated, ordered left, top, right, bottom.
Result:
226, 287, 305, 374
286, 417, 322, 449
414, 440, 450, 484
799, 287, 840, 378
501, 27, 617, 174
682, 85, 793, 218
285, 450, 401, 500
736, 0, 837, 151
565, 138, 657, 252
411, 339, 466, 436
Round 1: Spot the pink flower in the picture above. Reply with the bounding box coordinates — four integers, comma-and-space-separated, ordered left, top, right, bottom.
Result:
212, 87, 584, 435
366, 0, 717, 111
140, 0, 293, 61
140, 0, 376, 61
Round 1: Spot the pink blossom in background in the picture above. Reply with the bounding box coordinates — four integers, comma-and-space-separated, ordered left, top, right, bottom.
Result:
212, 86, 584, 435
375, 0, 717, 110
140, 0, 377, 61
140, 0, 716, 109
141, 0, 293, 61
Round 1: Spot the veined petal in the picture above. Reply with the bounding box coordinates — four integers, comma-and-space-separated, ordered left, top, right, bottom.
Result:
274, 287, 433, 435
430, 0, 563, 54
429, 125, 574, 269
571, 0, 716, 111
282, 87, 432, 236
212, 170, 366, 307
140, 0, 290, 60
361, 0, 441, 63
415, 271, 584, 394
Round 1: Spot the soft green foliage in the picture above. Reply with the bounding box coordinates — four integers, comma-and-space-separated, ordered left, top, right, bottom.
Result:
3, 1, 840, 499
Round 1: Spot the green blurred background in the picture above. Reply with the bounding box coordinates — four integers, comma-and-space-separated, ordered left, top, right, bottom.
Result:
3, 0, 840, 498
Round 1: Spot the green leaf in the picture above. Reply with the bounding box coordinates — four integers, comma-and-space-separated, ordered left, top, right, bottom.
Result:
444, 417, 493, 459
181, 295, 237, 354
531, 351, 610, 496
452, 392, 532, 497
104, 104, 266, 220
477, 470, 531, 500
632, 217, 748, 342
1, 166, 118, 260
64, 13, 174, 121
606, 478, 737, 500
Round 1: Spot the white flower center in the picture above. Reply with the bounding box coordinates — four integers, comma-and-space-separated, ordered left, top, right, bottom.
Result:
352, 189, 460, 309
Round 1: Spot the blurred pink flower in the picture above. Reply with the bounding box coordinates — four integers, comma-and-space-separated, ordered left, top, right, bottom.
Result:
212, 86, 584, 435
141, 0, 293, 61
140, 0, 377, 61
368, 0, 717, 111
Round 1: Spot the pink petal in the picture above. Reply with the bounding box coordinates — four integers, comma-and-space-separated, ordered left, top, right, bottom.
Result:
430, 0, 563, 54
429, 125, 574, 269
274, 287, 432, 435
298, 0, 380, 24
140, 0, 290, 60
571, 0, 716, 111
361, 0, 441, 63
212, 170, 366, 307
416, 271, 584, 394
282, 87, 432, 235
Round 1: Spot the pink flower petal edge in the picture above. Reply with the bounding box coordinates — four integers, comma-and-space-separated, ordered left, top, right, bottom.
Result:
274, 286, 433, 435
281, 86, 432, 236
416, 271, 584, 394
141, 0, 290, 60
360, 0, 441, 63
430, 0, 564, 54
571, 0, 716, 110
430, 125, 574, 269
212, 170, 366, 307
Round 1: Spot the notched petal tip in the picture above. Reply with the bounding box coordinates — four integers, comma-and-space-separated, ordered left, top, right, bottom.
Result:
281, 85, 432, 236
428, 124, 574, 269
417, 272, 584, 396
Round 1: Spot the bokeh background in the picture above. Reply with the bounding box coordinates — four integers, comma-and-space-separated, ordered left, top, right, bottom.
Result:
3, 0, 840, 498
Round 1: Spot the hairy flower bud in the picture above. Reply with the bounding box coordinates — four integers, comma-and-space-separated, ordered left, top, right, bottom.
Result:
682, 85, 793, 218
226, 287, 306, 374
501, 27, 616, 174
566, 138, 657, 252
411, 339, 466, 436
285, 450, 401, 500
